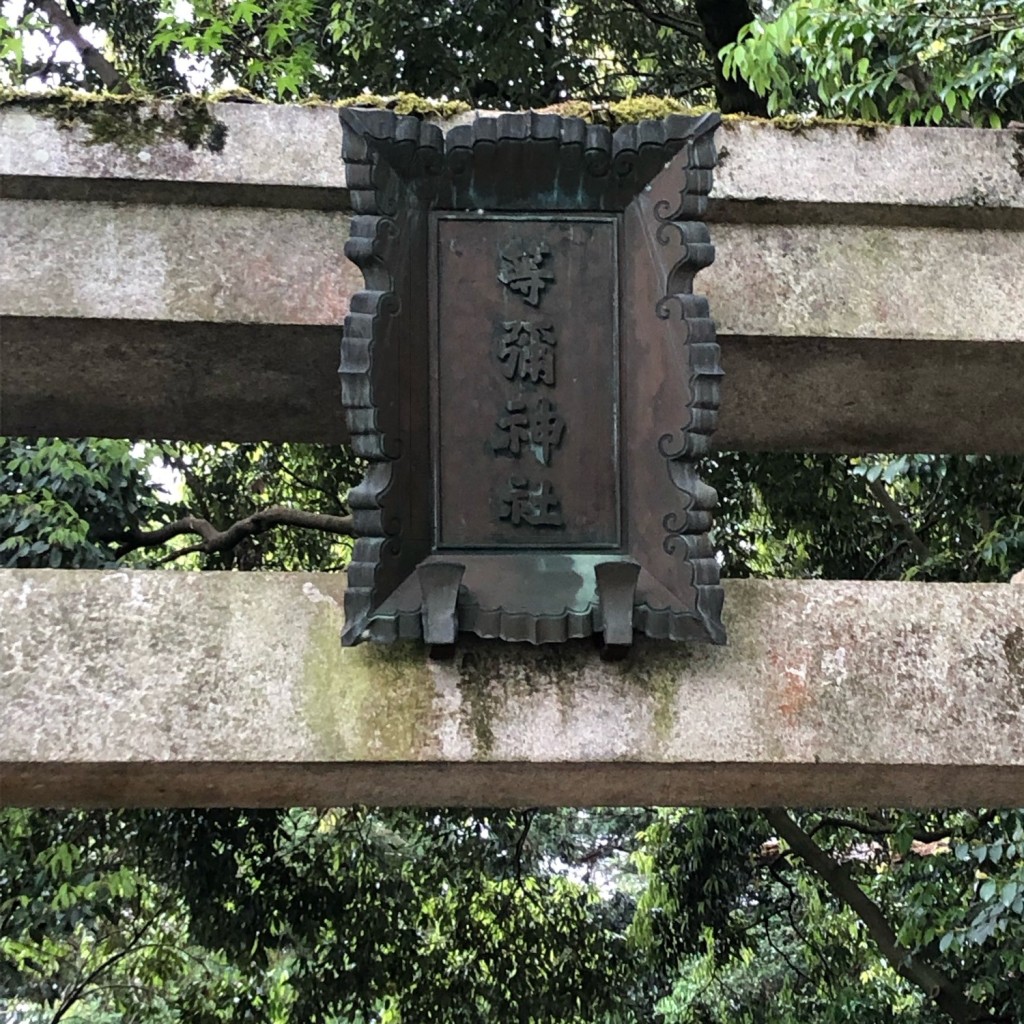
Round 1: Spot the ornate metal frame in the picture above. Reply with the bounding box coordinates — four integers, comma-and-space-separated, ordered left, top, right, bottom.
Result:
340, 108, 724, 648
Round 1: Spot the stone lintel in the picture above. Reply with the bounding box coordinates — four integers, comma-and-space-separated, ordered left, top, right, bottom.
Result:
5, 103, 1023, 212
2, 570, 1023, 808
3, 105, 1024, 452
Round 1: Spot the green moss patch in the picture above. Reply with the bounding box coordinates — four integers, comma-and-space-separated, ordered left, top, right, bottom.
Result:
0, 87, 228, 151
302, 614, 438, 761
538, 95, 715, 128
3, 87, 896, 152
336, 91, 471, 119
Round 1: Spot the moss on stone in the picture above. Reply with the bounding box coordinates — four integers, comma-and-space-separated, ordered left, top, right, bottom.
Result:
537, 95, 715, 128
301, 610, 437, 760
452, 648, 501, 757
610, 95, 715, 124
206, 86, 264, 105
538, 99, 595, 121
533, 97, 885, 134
335, 92, 471, 119
720, 110, 889, 134
451, 641, 586, 759
0, 87, 227, 151
617, 642, 693, 751
1, 87, 896, 150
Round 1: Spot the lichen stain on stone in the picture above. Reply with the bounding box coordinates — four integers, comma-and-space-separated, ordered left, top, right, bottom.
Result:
1012, 130, 1024, 181
1003, 626, 1024, 683
300, 615, 436, 760
615, 641, 698, 752
769, 646, 814, 726
451, 647, 502, 757
812, 619, 943, 757
1, 88, 227, 152
452, 641, 578, 757
453, 638, 667, 758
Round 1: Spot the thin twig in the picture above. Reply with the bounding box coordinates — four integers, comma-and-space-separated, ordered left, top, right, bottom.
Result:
618, 0, 705, 42
808, 813, 959, 845
513, 809, 537, 886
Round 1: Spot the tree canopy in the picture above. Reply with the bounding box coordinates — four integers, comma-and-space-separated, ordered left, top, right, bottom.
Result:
4, 1, 1024, 1022
722, 0, 1024, 125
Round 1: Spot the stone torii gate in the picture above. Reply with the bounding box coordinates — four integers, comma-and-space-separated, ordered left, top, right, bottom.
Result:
2, 100, 1024, 807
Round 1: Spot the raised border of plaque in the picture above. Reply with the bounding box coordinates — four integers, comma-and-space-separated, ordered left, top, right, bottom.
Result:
339, 108, 725, 649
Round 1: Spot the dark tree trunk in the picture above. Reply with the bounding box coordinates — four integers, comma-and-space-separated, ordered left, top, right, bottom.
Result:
694, 0, 768, 115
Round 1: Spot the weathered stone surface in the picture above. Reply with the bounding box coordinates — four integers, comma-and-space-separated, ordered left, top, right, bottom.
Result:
3, 570, 1024, 807
5, 104, 1022, 211
708, 221, 1023, 342
715, 336, 1024, 454
713, 119, 1024, 210
7, 321, 1024, 452
2, 319, 346, 442
0, 101, 347, 192
1, 200, 358, 325
3, 102, 1024, 451
4, 204, 1020, 340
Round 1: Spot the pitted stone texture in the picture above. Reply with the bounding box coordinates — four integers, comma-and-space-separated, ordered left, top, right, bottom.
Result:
3, 570, 1024, 807
0, 101, 346, 190
0, 201, 358, 325
713, 120, 1024, 209
4, 103, 1023, 211
706, 222, 1024, 342
4, 203, 1021, 341
4, 105, 1024, 451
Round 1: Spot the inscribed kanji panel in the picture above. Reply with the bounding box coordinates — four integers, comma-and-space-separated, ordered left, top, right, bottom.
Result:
432, 215, 620, 549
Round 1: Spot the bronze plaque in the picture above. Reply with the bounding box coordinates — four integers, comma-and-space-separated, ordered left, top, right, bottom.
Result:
432, 215, 619, 549
339, 108, 724, 648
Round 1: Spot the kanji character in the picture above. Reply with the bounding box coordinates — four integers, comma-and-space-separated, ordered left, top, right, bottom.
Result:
498, 477, 564, 528
496, 321, 556, 384
497, 241, 554, 307
491, 395, 566, 465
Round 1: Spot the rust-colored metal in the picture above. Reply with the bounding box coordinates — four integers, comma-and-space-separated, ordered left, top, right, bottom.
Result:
340, 109, 723, 647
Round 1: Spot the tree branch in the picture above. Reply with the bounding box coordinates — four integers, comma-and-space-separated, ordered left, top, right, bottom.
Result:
866, 476, 932, 564
764, 808, 985, 1023
693, 0, 769, 115
30, 0, 129, 93
618, 0, 706, 43
106, 506, 353, 562
49, 912, 161, 1024
808, 812, 970, 845
513, 809, 536, 886
769, 857, 838, 995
